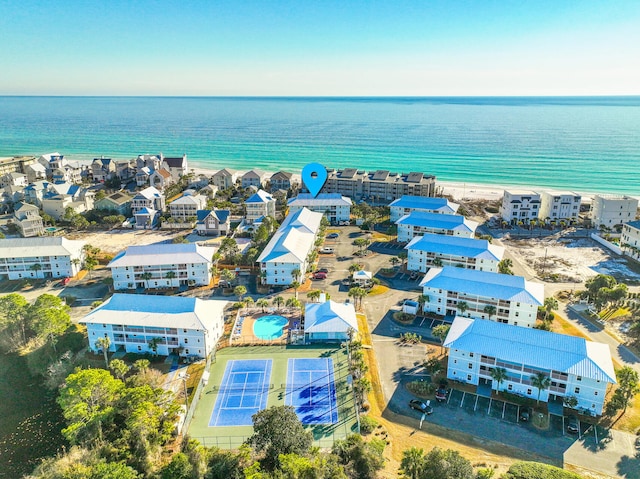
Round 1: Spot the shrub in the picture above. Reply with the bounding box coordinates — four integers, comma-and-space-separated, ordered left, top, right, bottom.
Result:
503, 461, 583, 479
407, 380, 435, 397
359, 415, 378, 434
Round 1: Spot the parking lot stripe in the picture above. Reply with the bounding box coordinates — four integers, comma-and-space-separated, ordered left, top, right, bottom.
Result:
474, 395, 479, 411
460, 391, 465, 407
487, 398, 492, 415
502, 401, 506, 419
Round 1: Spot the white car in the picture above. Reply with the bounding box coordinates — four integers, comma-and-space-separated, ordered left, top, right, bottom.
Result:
320, 247, 334, 254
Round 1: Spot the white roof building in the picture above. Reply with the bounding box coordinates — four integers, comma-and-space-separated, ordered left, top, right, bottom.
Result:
539, 191, 582, 222
81, 293, 227, 359
390, 195, 459, 221
444, 316, 615, 415
590, 195, 639, 229
304, 300, 358, 342
0, 237, 86, 280
396, 211, 478, 242
406, 233, 504, 273
500, 190, 541, 223
287, 193, 352, 223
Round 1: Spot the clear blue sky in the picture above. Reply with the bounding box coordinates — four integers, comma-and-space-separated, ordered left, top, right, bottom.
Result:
1, 0, 639, 95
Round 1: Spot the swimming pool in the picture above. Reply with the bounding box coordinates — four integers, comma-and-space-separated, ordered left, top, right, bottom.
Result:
253, 315, 288, 340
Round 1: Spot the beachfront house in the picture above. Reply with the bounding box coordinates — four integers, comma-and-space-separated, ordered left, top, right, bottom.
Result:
245, 189, 276, 224
0, 237, 86, 280
621, 220, 640, 262
41, 183, 95, 220
12, 202, 45, 237
419, 266, 544, 328
24, 162, 47, 183
270, 171, 294, 191
444, 316, 615, 416
81, 294, 226, 359
195, 209, 231, 236
131, 186, 165, 229
0, 172, 27, 189
389, 195, 460, 222
169, 193, 207, 221
287, 193, 352, 224
91, 157, 116, 183
149, 168, 174, 191
257, 207, 323, 285
304, 299, 358, 343
94, 191, 133, 216
590, 195, 639, 230
539, 191, 582, 222
212, 168, 240, 190
406, 233, 504, 273
108, 243, 216, 291
396, 211, 478, 242
500, 190, 541, 224
162, 155, 188, 180
241, 169, 269, 189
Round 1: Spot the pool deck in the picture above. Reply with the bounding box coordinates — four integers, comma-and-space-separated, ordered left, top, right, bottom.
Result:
237, 309, 302, 344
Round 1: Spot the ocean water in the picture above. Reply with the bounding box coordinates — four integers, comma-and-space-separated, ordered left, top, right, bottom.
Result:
0, 96, 639, 195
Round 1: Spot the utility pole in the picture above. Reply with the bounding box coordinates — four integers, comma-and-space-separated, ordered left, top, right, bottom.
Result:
178, 372, 190, 410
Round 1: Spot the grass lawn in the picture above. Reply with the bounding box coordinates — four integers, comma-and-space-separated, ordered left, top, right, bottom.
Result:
0, 353, 66, 479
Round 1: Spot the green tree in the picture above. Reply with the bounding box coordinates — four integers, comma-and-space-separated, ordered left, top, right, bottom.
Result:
348, 286, 368, 310
0, 293, 31, 347
57, 368, 124, 444
543, 297, 558, 321
490, 367, 508, 396
272, 296, 284, 309
291, 268, 301, 283
399, 447, 424, 479
290, 280, 301, 299
498, 258, 514, 275
307, 290, 322, 302
84, 256, 98, 280
165, 270, 177, 282
349, 263, 363, 273
140, 271, 153, 289
220, 268, 236, 285
614, 366, 640, 414
286, 297, 302, 309
148, 337, 162, 356
133, 359, 150, 373
96, 335, 111, 368
457, 301, 469, 317
333, 434, 385, 479
256, 298, 269, 313
585, 274, 617, 304
432, 324, 451, 355
531, 372, 551, 405
160, 452, 193, 479
279, 452, 347, 479
390, 256, 401, 268
206, 445, 253, 479
417, 294, 430, 313
248, 405, 313, 471
29, 262, 43, 278
109, 358, 129, 380
483, 305, 497, 321
234, 285, 247, 302
424, 357, 443, 377
420, 447, 474, 479
31, 294, 71, 353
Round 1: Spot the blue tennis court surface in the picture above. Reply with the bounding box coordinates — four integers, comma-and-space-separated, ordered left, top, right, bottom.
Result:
285, 358, 338, 425
209, 359, 273, 427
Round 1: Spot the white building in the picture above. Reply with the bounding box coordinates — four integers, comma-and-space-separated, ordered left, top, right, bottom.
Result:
245, 190, 276, 224
590, 195, 638, 229
108, 243, 216, 290
444, 316, 615, 416
539, 191, 581, 221
406, 234, 504, 273
420, 266, 544, 328
621, 220, 640, 261
81, 294, 227, 359
287, 193, 352, 224
304, 299, 358, 343
212, 168, 240, 190
241, 169, 269, 189
0, 172, 28, 188
396, 211, 477, 242
169, 194, 208, 221
257, 207, 323, 286
500, 190, 541, 223
162, 155, 189, 181
0, 237, 85, 280
131, 186, 165, 229
13, 202, 45, 237
389, 195, 459, 222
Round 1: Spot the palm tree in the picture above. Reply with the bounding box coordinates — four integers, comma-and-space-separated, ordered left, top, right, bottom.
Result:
389, 257, 401, 268
234, 285, 247, 302
498, 259, 513, 275
531, 372, 551, 405
148, 337, 162, 356
432, 257, 443, 268
291, 268, 301, 283
490, 367, 508, 396
272, 295, 284, 310
307, 290, 321, 302
285, 297, 302, 309
95, 336, 111, 368
543, 297, 558, 321
483, 305, 497, 321
165, 270, 177, 285
400, 447, 425, 479
290, 280, 301, 299
457, 301, 469, 317
256, 298, 269, 313
417, 294, 430, 313
220, 268, 236, 286
348, 263, 363, 274
432, 324, 451, 356
30, 263, 43, 278
348, 286, 368, 310
140, 271, 153, 289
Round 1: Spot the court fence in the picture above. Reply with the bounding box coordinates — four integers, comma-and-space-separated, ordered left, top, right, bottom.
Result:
190, 430, 351, 450
183, 352, 212, 433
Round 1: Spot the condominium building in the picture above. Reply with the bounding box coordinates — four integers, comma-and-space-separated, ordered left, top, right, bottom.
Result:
444, 316, 615, 415
500, 190, 541, 223
621, 220, 640, 261
590, 195, 638, 229
0, 237, 85, 280
389, 195, 459, 222
108, 243, 216, 290
245, 190, 276, 224
396, 211, 478, 242
257, 207, 323, 285
539, 191, 581, 221
420, 266, 544, 328
169, 194, 207, 220
0, 155, 37, 176
81, 294, 226, 359
406, 234, 504, 273
287, 193, 352, 223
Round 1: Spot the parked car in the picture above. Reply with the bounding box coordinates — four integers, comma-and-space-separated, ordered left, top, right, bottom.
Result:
312, 272, 327, 280
409, 271, 419, 280
327, 233, 339, 239
435, 388, 449, 402
519, 408, 531, 422
566, 416, 579, 434
320, 247, 334, 254
316, 268, 329, 274
409, 399, 433, 415
339, 220, 350, 225
635, 437, 640, 450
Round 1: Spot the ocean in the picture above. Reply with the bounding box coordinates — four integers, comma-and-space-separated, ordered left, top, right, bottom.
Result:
0, 96, 639, 195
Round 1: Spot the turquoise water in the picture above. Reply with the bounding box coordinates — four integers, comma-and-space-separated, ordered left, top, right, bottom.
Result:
0, 96, 639, 194
253, 315, 288, 340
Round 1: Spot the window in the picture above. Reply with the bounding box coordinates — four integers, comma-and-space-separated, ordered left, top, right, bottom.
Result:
184, 339, 188, 344
467, 374, 471, 381
577, 376, 582, 381
574, 387, 580, 394
527, 389, 532, 395
594, 391, 598, 396
185, 349, 189, 354
453, 359, 457, 364
468, 363, 473, 369
508, 384, 513, 391
469, 352, 474, 358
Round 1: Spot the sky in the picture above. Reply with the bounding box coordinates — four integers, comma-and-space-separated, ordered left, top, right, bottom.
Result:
1, 0, 639, 96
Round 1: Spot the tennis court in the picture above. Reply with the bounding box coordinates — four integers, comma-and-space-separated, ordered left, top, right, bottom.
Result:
208, 359, 273, 427
285, 358, 338, 425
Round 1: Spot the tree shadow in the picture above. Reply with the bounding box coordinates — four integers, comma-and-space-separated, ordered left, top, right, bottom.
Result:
617, 454, 640, 479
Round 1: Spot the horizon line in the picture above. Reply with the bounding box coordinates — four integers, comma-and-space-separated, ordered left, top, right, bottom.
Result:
1, 94, 640, 99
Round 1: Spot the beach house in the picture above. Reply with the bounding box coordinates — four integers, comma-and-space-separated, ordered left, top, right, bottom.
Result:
81, 294, 226, 359
590, 195, 639, 229
396, 211, 478, 242
0, 237, 86, 280
389, 195, 460, 222
131, 186, 165, 229
419, 266, 544, 328
539, 191, 582, 222
287, 193, 352, 224
12, 202, 45, 237
169, 193, 207, 221
195, 209, 231, 236
245, 189, 276, 224
90, 157, 117, 183
444, 316, 615, 416
257, 207, 323, 285
621, 220, 640, 261
212, 168, 240, 190
161, 154, 188, 180
406, 234, 504, 273
500, 190, 541, 224
241, 169, 269, 189
108, 243, 216, 290
270, 171, 295, 191
94, 191, 133, 216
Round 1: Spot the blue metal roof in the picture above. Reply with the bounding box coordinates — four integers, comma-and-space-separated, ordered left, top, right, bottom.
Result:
626, 220, 640, 229
406, 233, 504, 261
390, 195, 457, 212
444, 317, 616, 383
246, 190, 274, 203
419, 266, 544, 305
396, 211, 475, 231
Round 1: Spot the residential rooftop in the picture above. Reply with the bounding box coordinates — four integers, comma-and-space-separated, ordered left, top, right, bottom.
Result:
390, 195, 459, 213
108, 243, 216, 268
396, 211, 478, 232
405, 233, 504, 261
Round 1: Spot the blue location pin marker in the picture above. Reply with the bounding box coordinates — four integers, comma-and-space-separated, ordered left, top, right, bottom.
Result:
302, 162, 327, 198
